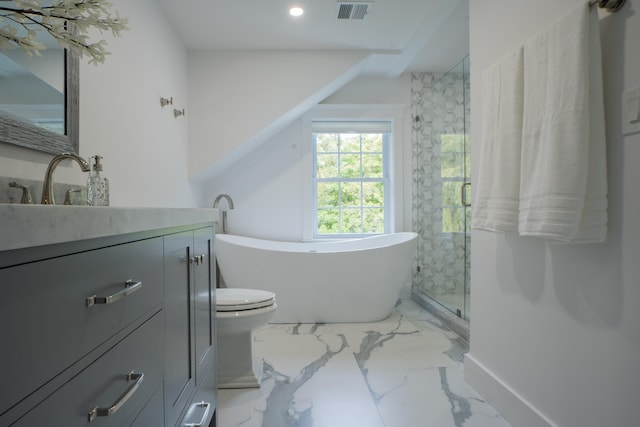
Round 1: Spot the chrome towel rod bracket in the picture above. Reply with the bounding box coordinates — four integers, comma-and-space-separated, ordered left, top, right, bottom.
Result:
589, 0, 626, 13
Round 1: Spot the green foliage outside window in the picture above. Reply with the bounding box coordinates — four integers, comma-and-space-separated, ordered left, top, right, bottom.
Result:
441, 134, 471, 233
315, 132, 386, 235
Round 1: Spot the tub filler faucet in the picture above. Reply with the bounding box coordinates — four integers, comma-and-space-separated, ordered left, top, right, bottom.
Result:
213, 194, 235, 233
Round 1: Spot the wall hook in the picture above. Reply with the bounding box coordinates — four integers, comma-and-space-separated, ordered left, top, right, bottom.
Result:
174, 108, 185, 118
160, 97, 173, 107
589, 0, 626, 12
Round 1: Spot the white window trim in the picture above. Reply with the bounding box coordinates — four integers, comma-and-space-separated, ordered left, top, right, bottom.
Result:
302, 104, 409, 241
312, 131, 390, 238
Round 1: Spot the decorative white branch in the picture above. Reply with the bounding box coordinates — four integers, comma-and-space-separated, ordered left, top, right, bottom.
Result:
0, 0, 128, 64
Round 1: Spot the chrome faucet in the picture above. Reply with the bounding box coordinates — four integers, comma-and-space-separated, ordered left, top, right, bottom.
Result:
41, 153, 91, 205
212, 194, 235, 233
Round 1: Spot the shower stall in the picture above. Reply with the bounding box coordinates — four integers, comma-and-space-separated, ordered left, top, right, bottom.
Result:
411, 55, 471, 322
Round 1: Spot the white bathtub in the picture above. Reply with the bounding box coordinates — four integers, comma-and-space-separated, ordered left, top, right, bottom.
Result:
215, 232, 417, 323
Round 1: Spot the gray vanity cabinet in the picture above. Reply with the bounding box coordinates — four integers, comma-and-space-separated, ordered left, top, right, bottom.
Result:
164, 226, 216, 427
0, 221, 217, 427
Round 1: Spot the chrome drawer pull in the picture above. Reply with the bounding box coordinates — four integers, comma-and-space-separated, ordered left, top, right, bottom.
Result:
86, 280, 142, 307
184, 401, 211, 427
88, 371, 144, 422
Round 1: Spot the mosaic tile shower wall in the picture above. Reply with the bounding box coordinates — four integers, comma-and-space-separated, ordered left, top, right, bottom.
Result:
411, 56, 471, 319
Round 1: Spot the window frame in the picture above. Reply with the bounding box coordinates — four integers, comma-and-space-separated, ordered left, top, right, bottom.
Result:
312, 129, 391, 238
302, 105, 408, 241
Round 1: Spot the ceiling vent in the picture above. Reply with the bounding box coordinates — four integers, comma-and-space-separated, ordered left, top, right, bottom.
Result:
337, 2, 372, 20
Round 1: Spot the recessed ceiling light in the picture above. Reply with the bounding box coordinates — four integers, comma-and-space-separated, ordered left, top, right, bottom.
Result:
289, 7, 304, 17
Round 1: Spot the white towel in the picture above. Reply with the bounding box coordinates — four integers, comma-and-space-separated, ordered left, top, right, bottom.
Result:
472, 48, 524, 233
518, 2, 607, 243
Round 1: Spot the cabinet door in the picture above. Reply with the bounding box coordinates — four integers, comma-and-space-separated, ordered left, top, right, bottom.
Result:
164, 231, 196, 427
194, 227, 214, 384
164, 227, 215, 427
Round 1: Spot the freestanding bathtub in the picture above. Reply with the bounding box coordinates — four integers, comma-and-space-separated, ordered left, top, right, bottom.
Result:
215, 232, 417, 323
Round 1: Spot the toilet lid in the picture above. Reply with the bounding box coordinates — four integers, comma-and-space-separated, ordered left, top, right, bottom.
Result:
216, 288, 276, 311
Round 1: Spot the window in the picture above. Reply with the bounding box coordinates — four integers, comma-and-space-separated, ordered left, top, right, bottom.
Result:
312, 120, 390, 238
441, 133, 471, 233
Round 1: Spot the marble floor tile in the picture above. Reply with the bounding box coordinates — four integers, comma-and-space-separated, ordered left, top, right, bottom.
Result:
373, 365, 511, 427
218, 300, 511, 427
218, 388, 258, 427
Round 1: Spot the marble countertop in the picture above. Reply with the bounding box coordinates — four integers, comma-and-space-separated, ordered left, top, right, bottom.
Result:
0, 205, 219, 252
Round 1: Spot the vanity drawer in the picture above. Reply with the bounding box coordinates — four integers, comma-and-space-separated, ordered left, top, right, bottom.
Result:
14, 311, 164, 427
0, 237, 163, 417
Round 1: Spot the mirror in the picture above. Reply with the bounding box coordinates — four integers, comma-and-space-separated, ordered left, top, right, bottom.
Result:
0, 39, 79, 154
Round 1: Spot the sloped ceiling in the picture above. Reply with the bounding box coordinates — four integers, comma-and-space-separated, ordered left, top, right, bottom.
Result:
154, 0, 470, 180
156, 0, 469, 75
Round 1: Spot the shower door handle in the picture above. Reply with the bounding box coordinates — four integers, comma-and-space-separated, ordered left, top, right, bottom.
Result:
461, 182, 471, 207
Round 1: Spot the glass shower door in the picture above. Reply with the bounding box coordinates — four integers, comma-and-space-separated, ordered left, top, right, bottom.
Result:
413, 55, 471, 320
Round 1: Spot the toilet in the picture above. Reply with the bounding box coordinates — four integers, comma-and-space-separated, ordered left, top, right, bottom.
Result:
216, 288, 277, 388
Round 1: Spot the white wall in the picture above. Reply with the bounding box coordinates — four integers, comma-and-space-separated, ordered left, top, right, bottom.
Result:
200, 75, 413, 240
201, 118, 306, 240
466, 2, 640, 427
187, 50, 371, 182
0, 0, 198, 208
321, 76, 412, 105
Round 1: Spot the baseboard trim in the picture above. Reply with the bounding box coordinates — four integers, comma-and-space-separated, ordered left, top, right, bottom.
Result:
411, 291, 469, 341
464, 353, 557, 427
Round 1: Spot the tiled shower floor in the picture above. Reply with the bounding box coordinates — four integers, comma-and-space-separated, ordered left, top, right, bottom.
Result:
218, 299, 512, 427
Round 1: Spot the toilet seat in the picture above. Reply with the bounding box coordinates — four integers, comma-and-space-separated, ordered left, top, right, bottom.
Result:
216, 288, 276, 312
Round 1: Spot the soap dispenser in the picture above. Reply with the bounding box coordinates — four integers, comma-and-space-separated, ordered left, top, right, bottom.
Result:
87, 155, 110, 206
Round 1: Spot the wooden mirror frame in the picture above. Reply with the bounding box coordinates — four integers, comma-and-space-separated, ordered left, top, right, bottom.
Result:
0, 46, 79, 155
